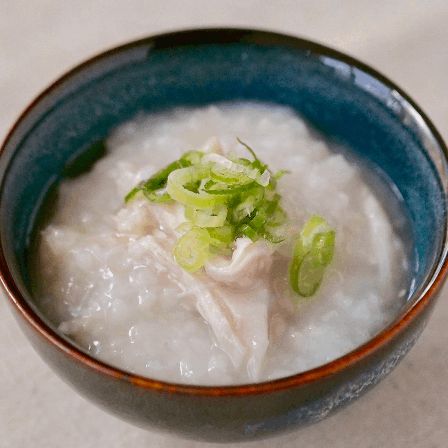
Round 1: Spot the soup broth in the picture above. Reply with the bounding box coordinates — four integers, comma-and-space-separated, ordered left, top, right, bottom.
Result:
31, 103, 412, 385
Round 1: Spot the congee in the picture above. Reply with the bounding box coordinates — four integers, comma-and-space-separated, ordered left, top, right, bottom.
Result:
31, 102, 412, 385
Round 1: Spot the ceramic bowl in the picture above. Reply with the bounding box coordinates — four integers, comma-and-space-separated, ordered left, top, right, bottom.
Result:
1, 29, 448, 443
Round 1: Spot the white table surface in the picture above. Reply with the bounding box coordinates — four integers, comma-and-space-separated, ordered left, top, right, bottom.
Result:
1, 1, 448, 447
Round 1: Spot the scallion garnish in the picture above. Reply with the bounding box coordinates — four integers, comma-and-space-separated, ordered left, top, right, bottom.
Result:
173, 227, 212, 272
288, 215, 335, 298
125, 139, 335, 298
124, 159, 191, 203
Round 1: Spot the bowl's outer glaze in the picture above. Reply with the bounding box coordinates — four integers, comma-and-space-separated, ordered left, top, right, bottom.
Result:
1, 29, 448, 442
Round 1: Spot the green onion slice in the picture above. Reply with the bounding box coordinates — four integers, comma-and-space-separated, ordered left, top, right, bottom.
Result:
237, 138, 267, 172
125, 159, 191, 203
311, 231, 336, 267
142, 190, 172, 204
201, 179, 256, 195
180, 150, 205, 165
290, 251, 325, 297
167, 166, 228, 209
289, 215, 335, 297
191, 204, 228, 228
174, 227, 211, 272
207, 225, 235, 245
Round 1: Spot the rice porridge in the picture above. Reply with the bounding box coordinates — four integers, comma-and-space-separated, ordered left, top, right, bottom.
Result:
31, 103, 412, 385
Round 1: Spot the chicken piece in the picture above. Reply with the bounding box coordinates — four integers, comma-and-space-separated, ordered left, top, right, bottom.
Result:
209, 284, 270, 381
115, 203, 273, 380
129, 234, 271, 380
194, 283, 248, 371
114, 200, 186, 240
124, 235, 247, 369
205, 237, 274, 288
149, 203, 187, 239
114, 200, 155, 235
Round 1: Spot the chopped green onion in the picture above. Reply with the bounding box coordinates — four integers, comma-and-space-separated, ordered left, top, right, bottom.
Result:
238, 223, 259, 241
183, 206, 195, 221
266, 206, 287, 227
207, 225, 235, 245
125, 159, 190, 203
290, 251, 325, 297
268, 169, 290, 190
180, 150, 205, 165
124, 186, 141, 203
203, 151, 268, 187
273, 169, 291, 180
257, 226, 285, 244
167, 166, 228, 209
142, 190, 172, 204
231, 185, 265, 222
237, 138, 267, 172
289, 215, 335, 298
201, 179, 256, 195
311, 231, 336, 267
125, 139, 335, 289
191, 205, 228, 228
247, 209, 267, 232
174, 227, 211, 272
175, 221, 192, 235
203, 153, 252, 182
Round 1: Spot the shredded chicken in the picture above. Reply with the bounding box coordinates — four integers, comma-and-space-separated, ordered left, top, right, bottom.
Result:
109, 190, 276, 381
114, 200, 186, 241
205, 237, 274, 287
135, 233, 272, 380
130, 234, 248, 370
208, 284, 270, 380
115, 200, 274, 380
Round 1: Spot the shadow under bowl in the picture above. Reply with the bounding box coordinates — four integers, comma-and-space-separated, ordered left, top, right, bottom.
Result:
1, 28, 448, 442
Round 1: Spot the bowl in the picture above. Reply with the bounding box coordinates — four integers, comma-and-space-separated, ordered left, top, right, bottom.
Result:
1, 28, 447, 443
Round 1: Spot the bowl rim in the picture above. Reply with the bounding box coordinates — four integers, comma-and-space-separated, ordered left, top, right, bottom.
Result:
1, 27, 448, 397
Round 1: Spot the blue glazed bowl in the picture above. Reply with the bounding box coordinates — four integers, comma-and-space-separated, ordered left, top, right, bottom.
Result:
1, 29, 448, 442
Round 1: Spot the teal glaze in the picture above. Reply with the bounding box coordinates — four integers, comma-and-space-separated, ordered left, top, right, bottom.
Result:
1, 29, 447, 442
